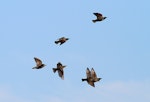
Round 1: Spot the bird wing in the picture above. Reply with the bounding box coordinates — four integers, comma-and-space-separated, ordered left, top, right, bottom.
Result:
58, 69, 64, 79
88, 81, 95, 87
91, 68, 97, 78
59, 37, 65, 41
34, 57, 42, 66
86, 68, 91, 78
93, 13, 102, 17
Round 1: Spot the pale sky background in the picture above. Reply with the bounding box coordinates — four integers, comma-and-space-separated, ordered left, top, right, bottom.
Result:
0, 0, 150, 102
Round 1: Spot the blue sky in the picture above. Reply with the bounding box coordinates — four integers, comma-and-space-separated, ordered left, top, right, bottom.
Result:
0, 0, 150, 102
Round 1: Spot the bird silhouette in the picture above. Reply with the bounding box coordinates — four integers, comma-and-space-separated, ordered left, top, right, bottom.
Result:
55, 37, 69, 45
92, 13, 107, 23
53, 62, 66, 79
32, 57, 46, 69
82, 68, 101, 87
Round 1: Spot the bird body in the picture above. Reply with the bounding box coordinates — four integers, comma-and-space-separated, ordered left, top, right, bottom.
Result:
53, 62, 66, 79
32, 57, 46, 69
92, 13, 107, 23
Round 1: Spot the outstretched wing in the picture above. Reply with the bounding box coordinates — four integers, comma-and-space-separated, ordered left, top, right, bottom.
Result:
91, 68, 97, 78
59, 37, 65, 41
88, 81, 95, 87
58, 69, 64, 79
86, 68, 91, 78
93, 13, 102, 17
34, 57, 42, 66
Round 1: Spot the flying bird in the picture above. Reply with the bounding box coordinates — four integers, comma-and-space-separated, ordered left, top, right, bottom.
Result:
32, 57, 46, 69
82, 68, 101, 87
52, 62, 66, 79
92, 13, 107, 23
55, 37, 69, 45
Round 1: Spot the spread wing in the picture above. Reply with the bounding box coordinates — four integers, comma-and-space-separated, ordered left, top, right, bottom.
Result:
86, 68, 91, 78
91, 68, 97, 78
88, 81, 95, 87
34, 57, 42, 66
58, 69, 64, 79
93, 13, 102, 17
59, 37, 65, 41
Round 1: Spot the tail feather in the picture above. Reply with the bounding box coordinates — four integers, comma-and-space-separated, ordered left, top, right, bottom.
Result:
53, 68, 57, 73
55, 41, 59, 44
82, 79, 87, 81
92, 20, 96, 23
32, 67, 37, 69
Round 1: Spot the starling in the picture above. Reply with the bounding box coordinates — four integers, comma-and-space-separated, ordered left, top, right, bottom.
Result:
55, 37, 69, 45
92, 13, 107, 23
52, 62, 66, 79
32, 57, 46, 69
82, 68, 101, 87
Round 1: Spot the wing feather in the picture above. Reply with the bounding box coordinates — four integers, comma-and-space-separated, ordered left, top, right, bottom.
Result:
58, 69, 64, 79
88, 81, 95, 87
86, 68, 91, 78
34, 57, 42, 66
93, 13, 102, 17
91, 68, 97, 78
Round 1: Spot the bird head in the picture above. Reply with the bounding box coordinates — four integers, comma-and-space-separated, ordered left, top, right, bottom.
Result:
103, 17, 107, 19
97, 78, 102, 81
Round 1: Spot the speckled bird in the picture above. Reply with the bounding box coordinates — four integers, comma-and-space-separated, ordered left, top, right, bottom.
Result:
82, 68, 101, 87
32, 57, 46, 69
55, 37, 69, 45
92, 13, 107, 23
52, 62, 66, 79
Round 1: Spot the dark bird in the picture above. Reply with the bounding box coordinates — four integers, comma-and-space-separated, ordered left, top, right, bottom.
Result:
55, 37, 69, 45
82, 68, 101, 87
92, 13, 107, 23
52, 62, 66, 79
32, 57, 46, 69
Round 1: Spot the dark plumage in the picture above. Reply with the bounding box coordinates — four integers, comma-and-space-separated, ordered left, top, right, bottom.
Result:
92, 13, 107, 23
82, 68, 101, 87
52, 62, 66, 79
55, 37, 69, 45
32, 57, 46, 69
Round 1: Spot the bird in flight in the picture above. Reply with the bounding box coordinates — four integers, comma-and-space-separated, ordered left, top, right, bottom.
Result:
82, 68, 101, 87
32, 57, 46, 69
52, 62, 66, 79
92, 12, 107, 23
55, 37, 69, 45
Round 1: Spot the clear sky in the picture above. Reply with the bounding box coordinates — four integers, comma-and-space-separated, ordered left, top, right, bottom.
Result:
0, 0, 150, 102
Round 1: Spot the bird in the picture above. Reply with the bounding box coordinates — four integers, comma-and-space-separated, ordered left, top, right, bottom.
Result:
82, 68, 101, 87
55, 37, 69, 45
52, 62, 66, 79
32, 57, 46, 69
92, 13, 107, 23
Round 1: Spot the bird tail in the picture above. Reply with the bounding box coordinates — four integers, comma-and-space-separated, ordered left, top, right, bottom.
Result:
92, 20, 96, 23
32, 67, 37, 69
82, 79, 87, 81
52, 68, 57, 73
55, 41, 59, 44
